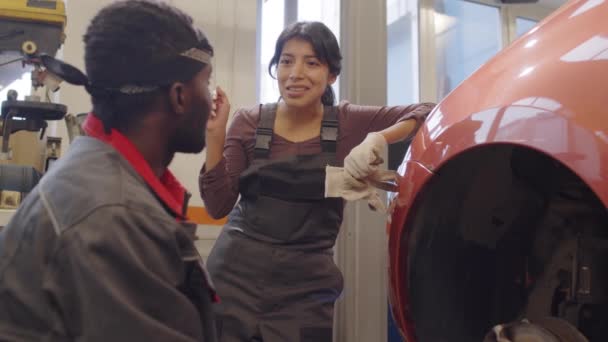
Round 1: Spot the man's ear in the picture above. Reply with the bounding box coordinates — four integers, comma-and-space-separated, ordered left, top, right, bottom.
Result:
169, 82, 187, 115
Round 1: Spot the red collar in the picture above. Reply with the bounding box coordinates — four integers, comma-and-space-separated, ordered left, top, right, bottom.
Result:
82, 113, 189, 220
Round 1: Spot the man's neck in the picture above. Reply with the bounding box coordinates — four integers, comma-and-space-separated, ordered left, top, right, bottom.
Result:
122, 124, 172, 178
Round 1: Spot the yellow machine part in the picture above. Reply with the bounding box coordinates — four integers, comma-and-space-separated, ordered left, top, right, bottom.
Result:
0, 0, 66, 29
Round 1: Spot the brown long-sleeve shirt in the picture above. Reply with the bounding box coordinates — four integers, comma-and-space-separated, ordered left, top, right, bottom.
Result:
199, 101, 435, 219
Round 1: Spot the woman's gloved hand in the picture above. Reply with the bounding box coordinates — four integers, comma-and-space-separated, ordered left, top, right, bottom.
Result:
344, 132, 387, 179
325, 166, 387, 212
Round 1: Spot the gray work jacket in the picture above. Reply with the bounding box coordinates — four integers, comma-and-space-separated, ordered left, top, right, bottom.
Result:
0, 136, 217, 342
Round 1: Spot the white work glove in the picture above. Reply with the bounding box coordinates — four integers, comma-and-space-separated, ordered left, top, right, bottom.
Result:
325, 166, 386, 212
344, 132, 387, 179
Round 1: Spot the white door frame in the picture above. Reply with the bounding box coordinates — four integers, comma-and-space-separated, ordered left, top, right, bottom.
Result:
335, 0, 388, 341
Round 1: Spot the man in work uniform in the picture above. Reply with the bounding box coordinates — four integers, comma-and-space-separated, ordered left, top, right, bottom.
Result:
0, 1, 227, 341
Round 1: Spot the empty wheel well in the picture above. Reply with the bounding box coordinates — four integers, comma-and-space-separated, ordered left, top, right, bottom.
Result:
400, 144, 608, 341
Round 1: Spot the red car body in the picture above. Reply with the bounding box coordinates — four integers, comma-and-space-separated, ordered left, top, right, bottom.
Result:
388, 1, 608, 340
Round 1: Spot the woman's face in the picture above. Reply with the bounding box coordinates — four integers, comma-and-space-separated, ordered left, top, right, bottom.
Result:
276, 38, 336, 110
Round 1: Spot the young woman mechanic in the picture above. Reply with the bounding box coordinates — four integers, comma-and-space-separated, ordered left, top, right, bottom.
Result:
200, 21, 435, 341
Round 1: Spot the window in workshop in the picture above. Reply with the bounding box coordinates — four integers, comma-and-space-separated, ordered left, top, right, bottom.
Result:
258, 0, 341, 104
516, 17, 538, 38
434, 0, 502, 99
259, 0, 285, 104
387, 0, 419, 106
0, 72, 31, 101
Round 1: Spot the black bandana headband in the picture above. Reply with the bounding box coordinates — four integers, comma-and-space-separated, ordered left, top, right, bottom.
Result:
41, 42, 213, 96
87, 44, 213, 96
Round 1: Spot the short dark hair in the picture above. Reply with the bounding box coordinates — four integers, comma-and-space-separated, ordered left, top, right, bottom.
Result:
83, 0, 213, 130
268, 21, 342, 106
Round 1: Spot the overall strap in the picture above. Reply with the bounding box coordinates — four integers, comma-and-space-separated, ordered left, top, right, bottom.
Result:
253, 103, 278, 159
320, 105, 339, 153
253, 103, 339, 158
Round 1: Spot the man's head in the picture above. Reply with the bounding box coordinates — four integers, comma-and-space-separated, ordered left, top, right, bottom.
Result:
83, 0, 213, 153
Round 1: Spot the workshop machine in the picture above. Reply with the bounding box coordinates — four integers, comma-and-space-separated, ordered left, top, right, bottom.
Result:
0, 0, 71, 210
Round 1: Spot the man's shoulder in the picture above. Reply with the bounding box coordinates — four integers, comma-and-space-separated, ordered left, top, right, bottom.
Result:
42, 136, 129, 204
37, 137, 168, 233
